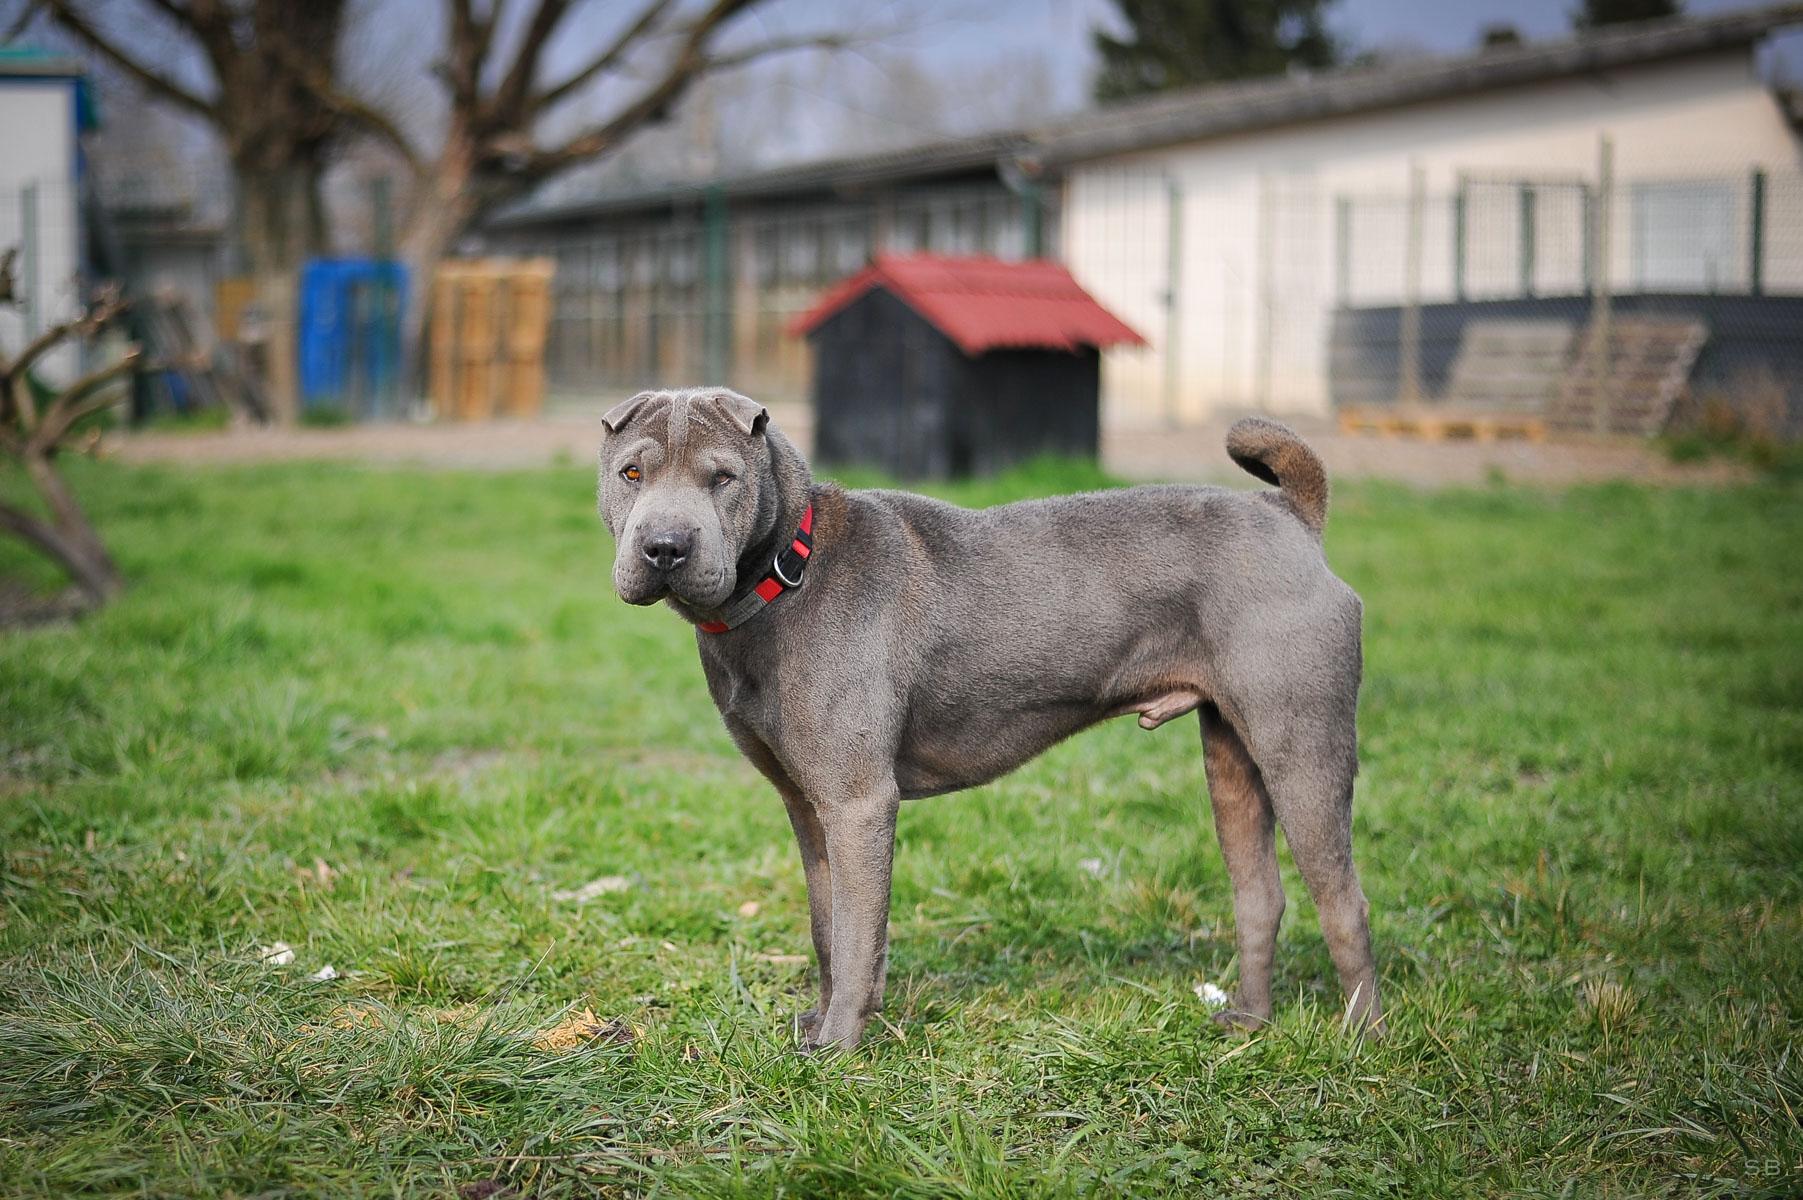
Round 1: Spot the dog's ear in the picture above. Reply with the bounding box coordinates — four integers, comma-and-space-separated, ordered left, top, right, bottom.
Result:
601, 391, 654, 434
713, 389, 768, 436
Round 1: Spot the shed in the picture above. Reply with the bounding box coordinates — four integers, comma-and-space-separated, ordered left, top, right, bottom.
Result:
791, 254, 1143, 479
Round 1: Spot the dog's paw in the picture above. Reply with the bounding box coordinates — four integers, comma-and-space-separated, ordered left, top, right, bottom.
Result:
800, 1010, 869, 1054
1211, 1007, 1269, 1034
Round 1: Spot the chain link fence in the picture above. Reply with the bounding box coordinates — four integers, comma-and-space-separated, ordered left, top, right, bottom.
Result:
1065, 155, 1803, 439
0, 179, 87, 385
494, 181, 1055, 405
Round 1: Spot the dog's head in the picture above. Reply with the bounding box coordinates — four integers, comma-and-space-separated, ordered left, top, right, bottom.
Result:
597, 387, 801, 611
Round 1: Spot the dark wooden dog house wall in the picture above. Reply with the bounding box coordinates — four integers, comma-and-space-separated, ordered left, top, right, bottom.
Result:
791, 254, 1144, 480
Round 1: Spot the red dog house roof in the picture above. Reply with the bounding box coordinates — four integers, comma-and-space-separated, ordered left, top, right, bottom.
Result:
790, 254, 1145, 356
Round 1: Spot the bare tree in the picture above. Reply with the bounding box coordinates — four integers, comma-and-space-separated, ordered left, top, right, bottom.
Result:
1, 249, 140, 612
33, 1, 418, 273
22, 0, 849, 402
388, 0, 845, 346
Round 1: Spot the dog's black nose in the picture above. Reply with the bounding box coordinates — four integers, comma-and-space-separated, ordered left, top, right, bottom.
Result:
641, 531, 692, 572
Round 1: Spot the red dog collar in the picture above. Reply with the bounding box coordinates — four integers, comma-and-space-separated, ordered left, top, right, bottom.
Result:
698, 504, 814, 634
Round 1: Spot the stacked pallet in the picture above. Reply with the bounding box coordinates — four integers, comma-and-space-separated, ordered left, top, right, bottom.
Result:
1338, 318, 1573, 441
1442, 320, 1576, 414
1338, 405, 1547, 441
429, 259, 555, 421
1546, 317, 1708, 436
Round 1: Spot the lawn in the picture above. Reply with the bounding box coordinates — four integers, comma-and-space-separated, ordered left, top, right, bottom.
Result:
1, 456, 1800, 1198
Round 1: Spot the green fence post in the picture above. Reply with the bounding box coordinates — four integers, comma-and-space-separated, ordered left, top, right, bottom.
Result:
371, 176, 394, 258
702, 185, 729, 384
1334, 195, 1351, 306
1163, 176, 1184, 427
20, 182, 40, 339
1518, 182, 1536, 298
1021, 179, 1044, 259
1451, 177, 1467, 303
1748, 168, 1766, 296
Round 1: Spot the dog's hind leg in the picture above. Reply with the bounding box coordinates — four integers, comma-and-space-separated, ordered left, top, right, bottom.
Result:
1201, 705, 1285, 1030
1259, 733, 1384, 1034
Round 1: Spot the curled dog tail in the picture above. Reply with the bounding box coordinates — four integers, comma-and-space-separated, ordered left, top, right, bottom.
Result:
1226, 416, 1329, 536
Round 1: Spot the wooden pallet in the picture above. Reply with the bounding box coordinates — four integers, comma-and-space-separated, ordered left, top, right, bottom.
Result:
1547, 317, 1708, 436
1442, 319, 1576, 413
1339, 406, 1547, 441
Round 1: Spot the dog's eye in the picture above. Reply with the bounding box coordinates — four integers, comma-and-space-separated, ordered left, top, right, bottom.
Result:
713, 470, 735, 487
621, 465, 641, 483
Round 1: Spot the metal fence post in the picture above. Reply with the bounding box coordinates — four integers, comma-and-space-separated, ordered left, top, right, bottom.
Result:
1518, 182, 1537, 298
1163, 176, 1184, 426
1255, 175, 1277, 413
371, 176, 394, 258
1334, 195, 1351, 306
1452, 174, 1467, 303
702, 184, 728, 384
1749, 167, 1766, 296
1022, 178, 1044, 259
1399, 165, 1424, 407
1590, 136, 1614, 435
20, 182, 40, 338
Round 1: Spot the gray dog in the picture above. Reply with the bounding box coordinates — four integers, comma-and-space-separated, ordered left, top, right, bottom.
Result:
597, 387, 1382, 1051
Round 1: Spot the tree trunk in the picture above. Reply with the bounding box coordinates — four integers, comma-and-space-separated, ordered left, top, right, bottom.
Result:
397, 146, 482, 414
235, 162, 330, 425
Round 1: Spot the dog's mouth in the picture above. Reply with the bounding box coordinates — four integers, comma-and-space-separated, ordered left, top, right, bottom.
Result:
614, 564, 735, 611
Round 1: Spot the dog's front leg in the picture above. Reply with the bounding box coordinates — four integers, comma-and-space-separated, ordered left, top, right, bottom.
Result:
806, 783, 901, 1052
779, 788, 833, 1036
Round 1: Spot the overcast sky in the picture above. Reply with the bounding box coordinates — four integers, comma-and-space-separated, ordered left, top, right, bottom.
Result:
842, 0, 1800, 113
685, 0, 1788, 156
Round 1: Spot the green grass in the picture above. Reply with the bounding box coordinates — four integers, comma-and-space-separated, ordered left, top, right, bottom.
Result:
2, 457, 1800, 1198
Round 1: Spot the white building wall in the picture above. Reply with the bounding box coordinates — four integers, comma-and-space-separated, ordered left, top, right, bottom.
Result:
1061, 51, 1803, 426
0, 79, 82, 382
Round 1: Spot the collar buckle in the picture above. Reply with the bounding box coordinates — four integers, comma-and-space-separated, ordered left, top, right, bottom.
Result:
771, 551, 804, 588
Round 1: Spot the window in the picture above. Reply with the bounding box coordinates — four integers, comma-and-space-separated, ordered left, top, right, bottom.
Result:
1631, 181, 1740, 291
781, 220, 821, 282
832, 218, 870, 275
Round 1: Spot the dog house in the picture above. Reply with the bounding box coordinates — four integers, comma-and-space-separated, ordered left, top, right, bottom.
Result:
791, 254, 1144, 479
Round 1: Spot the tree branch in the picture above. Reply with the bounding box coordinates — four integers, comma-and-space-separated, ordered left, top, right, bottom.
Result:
0, 499, 68, 564
447, 0, 497, 109
3, 0, 46, 44
39, 0, 216, 119
260, 37, 423, 171
527, 0, 677, 116
702, 30, 848, 72
30, 348, 140, 452
489, 0, 572, 122
3, 289, 127, 400
513, 0, 758, 182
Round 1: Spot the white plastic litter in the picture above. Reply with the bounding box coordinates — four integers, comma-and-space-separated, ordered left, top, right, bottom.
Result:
260, 942, 295, 967
552, 875, 632, 903
1194, 981, 1230, 1009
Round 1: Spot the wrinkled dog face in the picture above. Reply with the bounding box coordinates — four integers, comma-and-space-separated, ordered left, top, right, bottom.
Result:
598, 388, 772, 609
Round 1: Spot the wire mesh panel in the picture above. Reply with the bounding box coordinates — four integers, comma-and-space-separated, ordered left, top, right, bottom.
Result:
0, 180, 85, 385
510, 182, 1050, 404
1325, 166, 1803, 438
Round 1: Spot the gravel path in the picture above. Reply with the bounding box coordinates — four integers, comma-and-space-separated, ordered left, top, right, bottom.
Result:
108, 405, 1748, 488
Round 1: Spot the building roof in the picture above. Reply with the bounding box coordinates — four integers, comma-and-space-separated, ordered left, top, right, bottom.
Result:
489, 4, 1803, 232
1033, 3, 1803, 163
0, 48, 86, 78
0, 48, 99, 131
487, 130, 1027, 230
790, 254, 1146, 355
